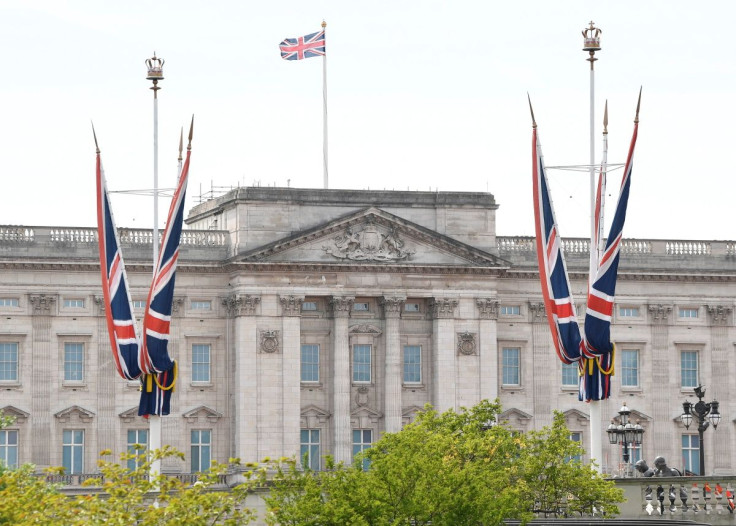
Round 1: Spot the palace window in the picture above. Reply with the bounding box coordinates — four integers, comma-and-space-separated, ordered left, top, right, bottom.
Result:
64, 299, 84, 308
192, 344, 211, 383
191, 300, 211, 310
566, 432, 582, 463
404, 303, 420, 313
0, 298, 19, 307
132, 300, 146, 309
679, 308, 698, 319
680, 351, 699, 388
501, 305, 520, 315
682, 434, 699, 474
403, 345, 421, 383
64, 342, 84, 382
619, 307, 639, 317
353, 302, 370, 312
301, 344, 320, 382
300, 429, 321, 471
126, 429, 148, 471
0, 430, 18, 468
352, 344, 371, 383
620, 349, 639, 387
190, 430, 211, 473
352, 429, 372, 471
502, 347, 520, 386
62, 429, 84, 474
0, 343, 19, 382
301, 301, 318, 311
561, 361, 578, 387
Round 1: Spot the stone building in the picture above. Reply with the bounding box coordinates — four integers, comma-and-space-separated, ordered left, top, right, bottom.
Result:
1, 187, 735, 477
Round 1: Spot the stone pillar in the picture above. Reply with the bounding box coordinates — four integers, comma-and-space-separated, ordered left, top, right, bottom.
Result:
93, 296, 117, 456
224, 294, 260, 463
381, 296, 405, 433
530, 301, 553, 430
430, 298, 458, 412
648, 304, 673, 463
476, 299, 499, 402
280, 295, 304, 462
707, 304, 732, 473
29, 294, 56, 469
329, 296, 354, 464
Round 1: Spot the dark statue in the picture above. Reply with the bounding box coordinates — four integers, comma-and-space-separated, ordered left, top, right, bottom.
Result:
654, 456, 682, 477
635, 459, 655, 477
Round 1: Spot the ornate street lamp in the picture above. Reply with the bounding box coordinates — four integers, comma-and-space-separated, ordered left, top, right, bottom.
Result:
607, 403, 644, 475
681, 385, 720, 475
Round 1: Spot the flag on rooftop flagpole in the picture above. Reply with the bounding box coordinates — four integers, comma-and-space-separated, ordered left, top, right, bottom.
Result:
279, 30, 326, 60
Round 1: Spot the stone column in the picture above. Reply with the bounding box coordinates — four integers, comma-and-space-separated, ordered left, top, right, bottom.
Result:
430, 298, 458, 413
476, 299, 499, 402
707, 304, 732, 473
648, 304, 673, 463
329, 296, 354, 465
280, 295, 304, 462
93, 296, 117, 456
224, 294, 260, 463
29, 294, 56, 469
381, 296, 405, 433
530, 301, 553, 429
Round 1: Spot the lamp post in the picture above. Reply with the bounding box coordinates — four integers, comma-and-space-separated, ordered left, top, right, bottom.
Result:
680, 385, 721, 476
607, 403, 644, 476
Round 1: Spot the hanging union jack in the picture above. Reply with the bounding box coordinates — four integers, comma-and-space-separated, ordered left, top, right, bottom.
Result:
96, 118, 194, 416
531, 92, 641, 402
279, 30, 326, 60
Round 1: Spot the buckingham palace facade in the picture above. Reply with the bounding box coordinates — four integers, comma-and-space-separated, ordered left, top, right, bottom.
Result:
1, 186, 735, 477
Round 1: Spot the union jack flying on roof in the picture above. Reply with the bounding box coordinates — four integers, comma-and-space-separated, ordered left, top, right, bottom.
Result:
279, 30, 326, 60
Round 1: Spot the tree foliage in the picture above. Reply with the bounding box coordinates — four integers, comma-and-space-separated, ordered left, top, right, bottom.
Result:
266, 401, 624, 525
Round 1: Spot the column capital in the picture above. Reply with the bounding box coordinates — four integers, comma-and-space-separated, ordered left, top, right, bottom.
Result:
222, 294, 261, 317
648, 304, 672, 324
476, 298, 499, 320
329, 296, 355, 318
429, 298, 458, 319
279, 295, 305, 317
380, 296, 406, 318
706, 304, 732, 325
528, 301, 546, 321
29, 294, 56, 315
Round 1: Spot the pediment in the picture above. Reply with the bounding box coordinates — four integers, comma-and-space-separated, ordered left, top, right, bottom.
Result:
236, 207, 508, 268
119, 406, 148, 423
562, 408, 590, 426
1, 405, 30, 424
182, 405, 223, 423
301, 404, 331, 427
499, 408, 533, 428
55, 405, 95, 423
401, 405, 426, 426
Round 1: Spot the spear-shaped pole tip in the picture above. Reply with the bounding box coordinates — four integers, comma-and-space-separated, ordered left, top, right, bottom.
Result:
187, 115, 194, 150
178, 127, 184, 161
603, 100, 609, 135
91, 122, 100, 154
634, 86, 642, 124
527, 93, 537, 129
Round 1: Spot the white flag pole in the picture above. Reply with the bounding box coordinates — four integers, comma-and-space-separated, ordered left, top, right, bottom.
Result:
322, 20, 328, 189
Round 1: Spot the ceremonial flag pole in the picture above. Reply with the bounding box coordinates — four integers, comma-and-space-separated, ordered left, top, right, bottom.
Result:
322, 20, 328, 189
582, 22, 603, 472
145, 52, 164, 479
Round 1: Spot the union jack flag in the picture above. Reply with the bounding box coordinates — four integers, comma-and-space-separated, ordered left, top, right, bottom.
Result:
279, 30, 325, 60
96, 146, 143, 382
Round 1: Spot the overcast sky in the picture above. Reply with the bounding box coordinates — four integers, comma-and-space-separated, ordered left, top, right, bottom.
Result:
1, 1, 734, 241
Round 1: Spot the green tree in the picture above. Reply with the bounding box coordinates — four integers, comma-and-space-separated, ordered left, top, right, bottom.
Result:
266, 401, 624, 525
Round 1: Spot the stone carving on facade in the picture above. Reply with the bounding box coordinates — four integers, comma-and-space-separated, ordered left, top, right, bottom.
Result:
706, 304, 732, 325
54, 405, 95, 423
279, 295, 305, 317
222, 294, 260, 317
329, 296, 355, 318
457, 331, 477, 355
476, 298, 499, 320
380, 296, 405, 318
0, 405, 29, 425
259, 330, 280, 353
648, 304, 672, 323
171, 296, 185, 315
355, 386, 370, 407
119, 406, 145, 424
182, 405, 223, 424
528, 301, 546, 321
322, 222, 414, 261
429, 298, 458, 319
93, 295, 105, 315
348, 324, 383, 336
29, 294, 56, 315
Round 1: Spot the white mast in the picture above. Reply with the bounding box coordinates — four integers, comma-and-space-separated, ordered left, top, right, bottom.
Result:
322, 20, 328, 189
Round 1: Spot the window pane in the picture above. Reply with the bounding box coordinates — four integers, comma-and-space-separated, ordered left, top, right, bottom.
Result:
0, 430, 18, 468
0, 343, 18, 381
621, 350, 639, 387
300, 428, 321, 471
301, 301, 318, 311
301, 344, 320, 382
501, 305, 520, 315
502, 348, 520, 385
192, 344, 211, 382
353, 345, 371, 382
681, 351, 698, 387
403, 345, 421, 383
64, 342, 84, 382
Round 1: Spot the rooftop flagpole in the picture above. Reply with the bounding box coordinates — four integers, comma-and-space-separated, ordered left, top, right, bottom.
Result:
322, 19, 328, 189
145, 52, 164, 481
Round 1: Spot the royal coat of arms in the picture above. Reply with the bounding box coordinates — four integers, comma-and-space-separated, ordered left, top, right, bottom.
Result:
322, 223, 414, 261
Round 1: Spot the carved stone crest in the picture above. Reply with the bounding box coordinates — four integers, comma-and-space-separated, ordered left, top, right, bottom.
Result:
323, 223, 414, 261
355, 386, 370, 407
457, 331, 477, 355
260, 330, 280, 353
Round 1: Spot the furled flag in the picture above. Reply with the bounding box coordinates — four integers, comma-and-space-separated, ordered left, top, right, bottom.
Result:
138, 118, 194, 417
530, 92, 640, 402
96, 130, 143, 383
279, 30, 326, 60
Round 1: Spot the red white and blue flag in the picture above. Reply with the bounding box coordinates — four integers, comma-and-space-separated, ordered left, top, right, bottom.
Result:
279, 30, 325, 60
531, 96, 640, 401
